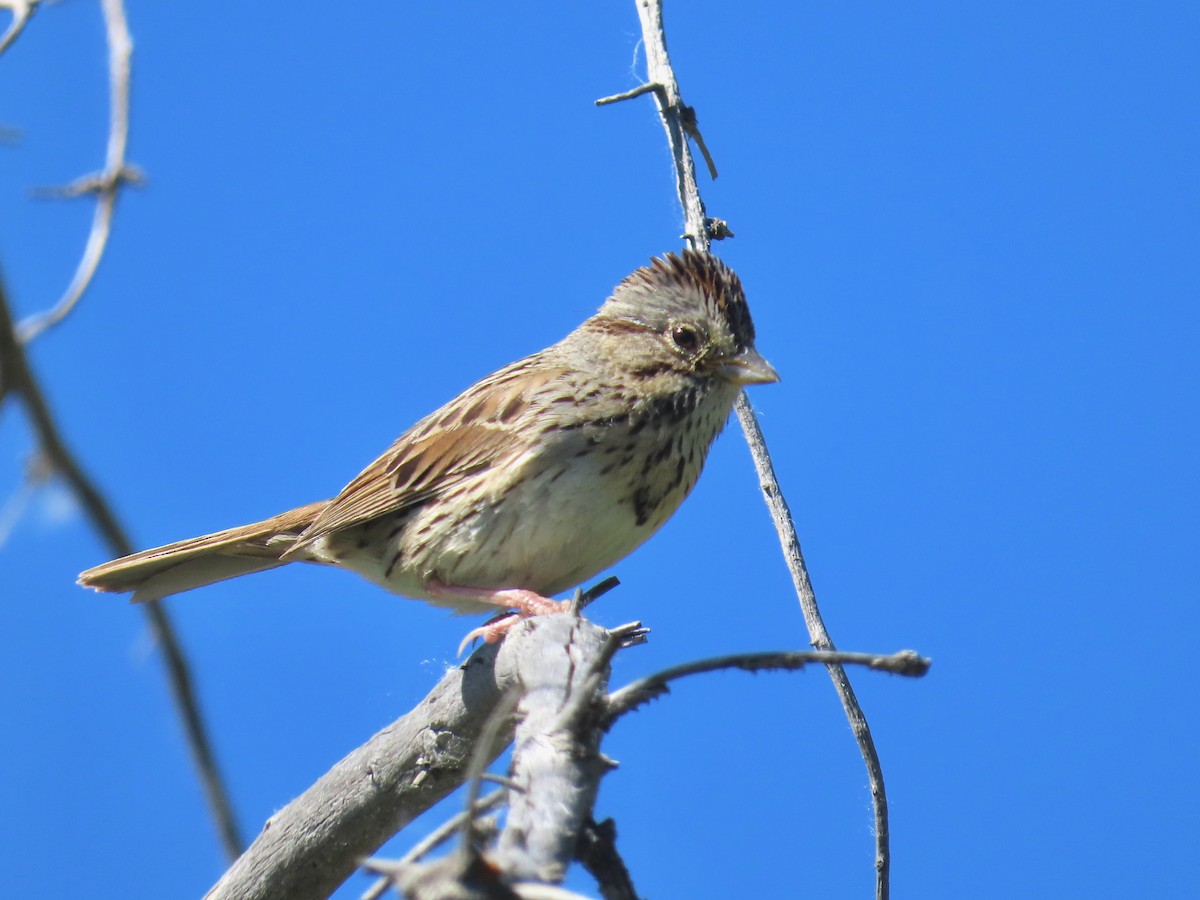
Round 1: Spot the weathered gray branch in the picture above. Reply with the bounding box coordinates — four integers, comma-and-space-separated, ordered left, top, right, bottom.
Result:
209, 614, 629, 900
204, 638, 511, 900
492, 618, 617, 882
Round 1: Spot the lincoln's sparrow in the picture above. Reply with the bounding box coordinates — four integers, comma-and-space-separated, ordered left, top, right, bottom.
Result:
79, 250, 777, 640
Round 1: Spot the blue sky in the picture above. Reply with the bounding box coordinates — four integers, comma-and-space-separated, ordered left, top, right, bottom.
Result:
2, 2, 1197, 897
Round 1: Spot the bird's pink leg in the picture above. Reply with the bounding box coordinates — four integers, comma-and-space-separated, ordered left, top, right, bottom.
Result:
424, 579, 573, 654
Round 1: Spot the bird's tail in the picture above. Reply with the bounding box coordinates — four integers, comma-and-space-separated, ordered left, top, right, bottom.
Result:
78, 501, 329, 603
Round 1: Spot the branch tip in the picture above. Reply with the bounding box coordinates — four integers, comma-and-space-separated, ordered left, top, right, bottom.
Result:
594, 82, 663, 106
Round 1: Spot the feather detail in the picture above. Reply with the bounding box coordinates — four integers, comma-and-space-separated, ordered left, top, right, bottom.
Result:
78, 501, 326, 602
283, 361, 568, 557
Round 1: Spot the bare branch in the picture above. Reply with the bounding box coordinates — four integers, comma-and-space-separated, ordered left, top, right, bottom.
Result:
218, 615, 624, 900
594, 82, 661, 106
379, 615, 621, 900
733, 393, 900, 894
491, 617, 613, 884
606, 3, 901, 896
0, 265, 244, 859
363, 853, 522, 900
676, 102, 717, 180
0, 0, 241, 861
205, 640, 515, 900
605, 650, 930, 724
0, 0, 40, 57
601, 2, 710, 248
572, 575, 621, 612
18, 0, 141, 344
360, 793, 506, 900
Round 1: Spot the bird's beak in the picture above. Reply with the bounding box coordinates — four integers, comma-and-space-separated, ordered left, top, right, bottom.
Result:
713, 346, 780, 386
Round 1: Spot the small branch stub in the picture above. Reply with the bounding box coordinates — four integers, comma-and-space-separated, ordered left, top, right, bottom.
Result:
595, 82, 662, 106
704, 218, 734, 241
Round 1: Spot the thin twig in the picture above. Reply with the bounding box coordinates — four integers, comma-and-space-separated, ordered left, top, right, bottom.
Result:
630, 0, 708, 248
594, 82, 662, 106
360, 791, 506, 900
573, 575, 622, 612
459, 689, 521, 858
0, 0, 40, 57
410, 796, 505, 867
608, 3, 897, 896
735, 394, 897, 895
676, 103, 717, 180
18, 0, 141, 344
479, 773, 524, 792
605, 650, 929, 724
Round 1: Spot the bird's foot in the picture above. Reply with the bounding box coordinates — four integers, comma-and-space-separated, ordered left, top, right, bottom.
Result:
424, 581, 573, 656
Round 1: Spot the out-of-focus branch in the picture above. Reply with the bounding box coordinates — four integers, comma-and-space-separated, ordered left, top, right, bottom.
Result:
0, 0, 241, 862
0, 268, 245, 860
0, 0, 40, 57
575, 818, 638, 900
599, 3, 899, 897
360, 792, 506, 900
18, 0, 143, 344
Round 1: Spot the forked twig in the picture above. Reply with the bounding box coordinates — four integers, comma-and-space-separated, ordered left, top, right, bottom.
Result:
602, 3, 900, 896
18, 0, 143, 344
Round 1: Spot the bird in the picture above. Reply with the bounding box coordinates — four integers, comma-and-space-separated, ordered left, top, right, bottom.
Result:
79, 249, 778, 643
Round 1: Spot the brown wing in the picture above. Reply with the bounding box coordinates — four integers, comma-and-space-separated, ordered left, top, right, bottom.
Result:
288, 357, 567, 551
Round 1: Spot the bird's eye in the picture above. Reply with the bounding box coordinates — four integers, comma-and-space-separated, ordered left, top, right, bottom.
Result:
670, 324, 701, 354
